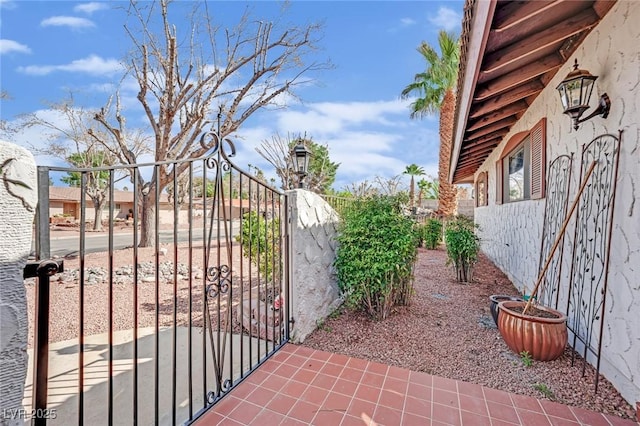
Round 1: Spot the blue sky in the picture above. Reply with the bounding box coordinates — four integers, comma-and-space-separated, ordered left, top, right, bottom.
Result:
0, 0, 464, 191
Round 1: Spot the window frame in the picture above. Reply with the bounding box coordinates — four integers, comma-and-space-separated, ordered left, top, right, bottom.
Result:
475, 171, 488, 207
503, 139, 530, 202
495, 118, 546, 205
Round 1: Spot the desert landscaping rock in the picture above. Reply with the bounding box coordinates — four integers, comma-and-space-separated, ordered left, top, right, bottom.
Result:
302, 246, 636, 420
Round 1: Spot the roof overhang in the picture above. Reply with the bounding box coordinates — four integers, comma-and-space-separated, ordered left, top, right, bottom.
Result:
450, 0, 616, 184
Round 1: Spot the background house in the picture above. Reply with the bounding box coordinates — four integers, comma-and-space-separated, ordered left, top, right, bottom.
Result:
48, 186, 272, 225
451, 0, 638, 407
48, 186, 135, 222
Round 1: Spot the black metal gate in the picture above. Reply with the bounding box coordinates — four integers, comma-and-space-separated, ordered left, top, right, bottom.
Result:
28, 131, 290, 425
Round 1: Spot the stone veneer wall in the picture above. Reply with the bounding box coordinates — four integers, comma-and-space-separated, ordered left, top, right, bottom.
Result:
472, 1, 639, 405
287, 189, 342, 344
0, 141, 37, 425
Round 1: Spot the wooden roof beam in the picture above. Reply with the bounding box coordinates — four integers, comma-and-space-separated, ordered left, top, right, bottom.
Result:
457, 150, 497, 167
464, 117, 516, 142
462, 138, 501, 155
455, 162, 481, 171
458, 144, 499, 162
493, 1, 559, 33
593, 0, 617, 19
469, 80, 542, 119
464, 129, 507, 147
453, 167, 482, 182
483, 8, 599, 74
474, 54, 563, 102
467, 101, 528, 132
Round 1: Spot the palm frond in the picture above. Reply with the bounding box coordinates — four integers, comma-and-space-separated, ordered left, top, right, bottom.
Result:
402, 30, 460, 119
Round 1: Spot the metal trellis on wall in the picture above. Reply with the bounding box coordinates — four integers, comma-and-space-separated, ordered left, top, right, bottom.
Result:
537, 154, 573, 310
565, 132, 622, 392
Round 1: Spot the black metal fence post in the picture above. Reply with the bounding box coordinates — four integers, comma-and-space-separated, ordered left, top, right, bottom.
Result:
24, 260, 62, 426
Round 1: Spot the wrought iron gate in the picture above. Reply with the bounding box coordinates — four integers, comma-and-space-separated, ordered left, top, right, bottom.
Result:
29, 131, 290, 425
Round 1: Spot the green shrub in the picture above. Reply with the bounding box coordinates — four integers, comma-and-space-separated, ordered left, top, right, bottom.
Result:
334, 195, 418, 320
444, 216, 480, 283
237, 211, 281, 282
421, 218, 443, 249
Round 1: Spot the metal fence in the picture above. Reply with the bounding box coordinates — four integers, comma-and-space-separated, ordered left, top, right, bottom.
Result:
28, 136, 290, 425
319, 195, 360, 217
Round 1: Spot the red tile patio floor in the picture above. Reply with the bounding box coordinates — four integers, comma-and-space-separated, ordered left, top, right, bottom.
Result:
197, 343, 638, 426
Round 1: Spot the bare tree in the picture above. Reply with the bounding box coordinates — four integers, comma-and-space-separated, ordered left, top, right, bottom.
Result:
1, 91, 17, 141
255, 133, 296, 190
344, 180, 377, 198
15, 96, 147, 230
93, 0, 329, 246
256, 133, 338, 192
373, 174, 406, 196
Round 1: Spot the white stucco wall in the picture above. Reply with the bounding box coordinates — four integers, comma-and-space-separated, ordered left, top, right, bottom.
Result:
0, 142, 37, 426
473, 1, 639, 406
287, 189, 342, 344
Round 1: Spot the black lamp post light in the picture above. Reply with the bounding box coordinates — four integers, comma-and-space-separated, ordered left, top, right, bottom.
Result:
556, 59, 611, 130
292, 142, 312, 189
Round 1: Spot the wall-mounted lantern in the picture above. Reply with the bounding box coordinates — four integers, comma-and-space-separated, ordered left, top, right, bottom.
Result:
556, 59, 610, 130
292, 142, 312, 189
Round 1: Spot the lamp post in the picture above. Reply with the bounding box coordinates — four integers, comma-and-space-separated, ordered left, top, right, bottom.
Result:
292, 142, 312, 189
556, 59, 610, 130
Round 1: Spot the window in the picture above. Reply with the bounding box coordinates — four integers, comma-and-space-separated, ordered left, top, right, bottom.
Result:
505, 142, 528, 202
475, 171, 488, 207
496, 118, 546, 204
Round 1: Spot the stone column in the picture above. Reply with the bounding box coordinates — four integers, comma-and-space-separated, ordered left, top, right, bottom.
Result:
286, 189, 342, 343
0, 141, 37, 425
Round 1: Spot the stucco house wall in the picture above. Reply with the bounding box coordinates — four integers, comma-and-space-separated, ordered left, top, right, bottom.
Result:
473, 1, 639, 406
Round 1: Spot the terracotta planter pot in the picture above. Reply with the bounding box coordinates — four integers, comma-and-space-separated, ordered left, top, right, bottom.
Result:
497, 300, 568, 361
489, 295, 523, 326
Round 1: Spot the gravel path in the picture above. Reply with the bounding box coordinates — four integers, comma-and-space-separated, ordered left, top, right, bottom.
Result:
301, 247, 637, 420
25, 242, 257, 349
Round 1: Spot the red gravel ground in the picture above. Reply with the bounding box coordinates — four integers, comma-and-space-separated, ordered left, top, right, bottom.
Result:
301, 247, 637, 421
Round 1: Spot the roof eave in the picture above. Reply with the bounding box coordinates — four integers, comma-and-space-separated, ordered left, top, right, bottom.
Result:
449, 0, 496, 184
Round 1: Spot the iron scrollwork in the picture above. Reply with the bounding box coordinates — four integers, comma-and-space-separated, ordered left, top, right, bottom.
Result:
205, 265, 231, 299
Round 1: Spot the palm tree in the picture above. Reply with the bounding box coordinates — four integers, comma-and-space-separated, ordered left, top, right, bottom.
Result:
401, 30, 460, 217
417, 177, 439, 206
403, 164, 425, 207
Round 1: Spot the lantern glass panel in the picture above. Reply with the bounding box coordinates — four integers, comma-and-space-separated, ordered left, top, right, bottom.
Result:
566, 78, 584, 108
558, 85, 569, 110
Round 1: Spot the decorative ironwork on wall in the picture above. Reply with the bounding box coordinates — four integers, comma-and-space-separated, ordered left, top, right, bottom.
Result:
537, 154, 573, 309
566, 132, 622, 392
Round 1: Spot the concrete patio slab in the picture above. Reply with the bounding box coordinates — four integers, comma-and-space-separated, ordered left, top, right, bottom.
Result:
22, 327, 267, 425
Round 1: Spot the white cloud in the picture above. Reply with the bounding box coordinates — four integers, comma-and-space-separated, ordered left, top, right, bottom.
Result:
276, 100, 409, 136
0, 39, 31, 55
0, 0, 17, 10
400, 18, 416, 27
232, 98, 440, 189
73, 2, 108, 15
17, 54, 123, 76
6, 108, 73, 165
428, 7, 462, 32
41, 16, 95, 29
